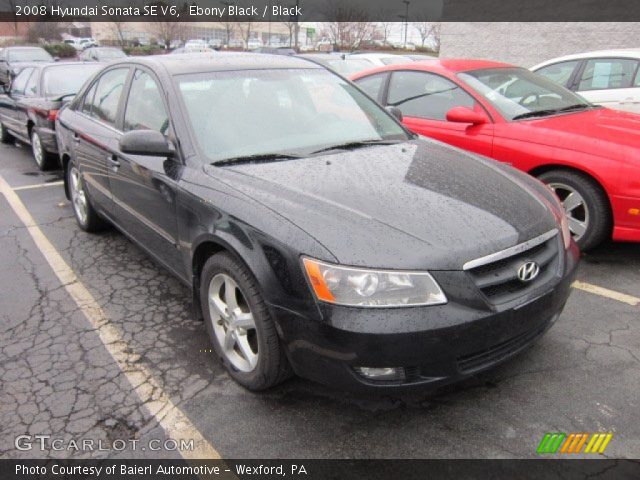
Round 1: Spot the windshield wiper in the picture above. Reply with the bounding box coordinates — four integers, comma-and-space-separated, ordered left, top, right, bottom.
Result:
309, 139, 401, 155
512, 109, 560, 120
211, 153, 304, 167
556, 104, 594, 113
512, 104, 594, 121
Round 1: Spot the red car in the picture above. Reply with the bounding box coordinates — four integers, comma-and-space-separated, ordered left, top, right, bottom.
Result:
351, 59, 640, 250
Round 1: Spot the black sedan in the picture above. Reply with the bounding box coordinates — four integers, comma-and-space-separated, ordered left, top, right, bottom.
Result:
56, 54, 579, 391
0, 62, 100, 169
0, 46, 53, 86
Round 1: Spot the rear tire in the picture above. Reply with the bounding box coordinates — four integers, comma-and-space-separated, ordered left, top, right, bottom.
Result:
0, 122, 13, 144
31, 130, 55, 171
67, 158, 107, 232
200, 252, 292, 390
538, 169, 611, 250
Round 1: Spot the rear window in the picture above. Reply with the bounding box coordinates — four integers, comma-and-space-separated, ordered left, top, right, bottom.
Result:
43, 64, 101, 98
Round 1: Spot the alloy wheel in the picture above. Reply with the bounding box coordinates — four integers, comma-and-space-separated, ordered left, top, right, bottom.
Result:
31, 132, 44, 168
548, 182, 590, 241
69, 166, 88, 225
207, 273, 259, 372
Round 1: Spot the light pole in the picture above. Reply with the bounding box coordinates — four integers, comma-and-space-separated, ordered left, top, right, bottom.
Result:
402, 0, 410, 49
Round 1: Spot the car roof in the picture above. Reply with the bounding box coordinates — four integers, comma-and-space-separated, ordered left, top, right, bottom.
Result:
6, 46, 47, 50
350, 58, 515, 78
531, 49, 640, 69
112, 52, 323, 75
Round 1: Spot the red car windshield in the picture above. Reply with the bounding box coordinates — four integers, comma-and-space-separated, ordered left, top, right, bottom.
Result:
458, 67, 592, 121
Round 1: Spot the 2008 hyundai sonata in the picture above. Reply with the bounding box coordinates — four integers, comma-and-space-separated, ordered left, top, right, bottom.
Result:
56, 53, 579, 391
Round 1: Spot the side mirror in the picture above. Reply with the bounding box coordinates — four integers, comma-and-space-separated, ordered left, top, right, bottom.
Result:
446, 106, 488, 125
119, 130, 175, 157
386, 106, 403, 122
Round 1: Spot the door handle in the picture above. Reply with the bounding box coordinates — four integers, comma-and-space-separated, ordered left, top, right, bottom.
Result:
107, 154, 120, 171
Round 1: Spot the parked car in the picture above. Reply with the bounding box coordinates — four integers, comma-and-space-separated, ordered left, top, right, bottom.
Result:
185, 39, 207, 50
298, 53, 375, 76
0, 62, 100, 169
351, 59, 640, 249
79, 47, 127, 62
247, 38, 263, 50
64, 37, 98, 51
349, 52, 413, 67
56, 54, 578, 391
254, 46, 296, 56
171, 47, 215, 55
0, 46, 53, 85
531, 49, 640, 113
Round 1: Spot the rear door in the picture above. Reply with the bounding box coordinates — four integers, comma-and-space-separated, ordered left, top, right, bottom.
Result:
573, 57, 640, 112
384, 70, 494, 157
0, 67, 33, 137
108, 67, 183, 274
73, 66, 130, 213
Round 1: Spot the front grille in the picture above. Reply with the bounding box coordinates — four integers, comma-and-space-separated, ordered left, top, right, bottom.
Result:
465, 231, 560, 305
457, 322, 549, 374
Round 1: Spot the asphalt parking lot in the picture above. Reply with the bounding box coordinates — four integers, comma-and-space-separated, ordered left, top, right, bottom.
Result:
1, 140, 639, 460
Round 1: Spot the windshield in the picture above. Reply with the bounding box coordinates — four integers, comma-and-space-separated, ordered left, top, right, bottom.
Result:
176, 68, 408, 162
8, 48, 52, 62
43, 64, 101, 98
458, 67, 592, 120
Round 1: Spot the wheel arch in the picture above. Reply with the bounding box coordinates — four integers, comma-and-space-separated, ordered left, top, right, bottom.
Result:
60, 152, 72, 200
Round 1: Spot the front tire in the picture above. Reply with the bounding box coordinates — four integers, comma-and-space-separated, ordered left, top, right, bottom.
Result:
67, 158, 107, 232
31, 130, 55, 171
0, 122, 13, 144
200, 252, 292, 390
538, 169, 611, 250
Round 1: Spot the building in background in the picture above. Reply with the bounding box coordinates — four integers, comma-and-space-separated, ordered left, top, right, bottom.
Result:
440, 22, 640, 66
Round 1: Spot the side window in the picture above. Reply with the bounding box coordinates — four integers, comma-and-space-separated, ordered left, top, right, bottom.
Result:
123, 69, 169, 134
85, 68, 128, 127
387, 71, 476, 121
355, 73, 387, 102
24, 69, 38, 97
535, 60, 580, 87
10, 68, 33, 95
634, 68, 640, 87
578, 58, 639, 91
81, 81, 98, 115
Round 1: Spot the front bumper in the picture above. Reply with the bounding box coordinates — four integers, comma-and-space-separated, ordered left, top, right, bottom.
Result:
273, 242, 579, 392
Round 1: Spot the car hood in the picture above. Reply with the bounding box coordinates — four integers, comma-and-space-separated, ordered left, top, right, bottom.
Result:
507, 107, 640, 159
204, 139, 558, 270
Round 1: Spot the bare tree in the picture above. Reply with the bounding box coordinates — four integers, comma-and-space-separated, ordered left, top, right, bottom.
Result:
151, 22, 185, 49
282, 20, 296, 47
26, 22, 63, 43
236, 21, 253, 49
320, 0, 374, 51
109, 21, 127, 47
413, 21, 441, 51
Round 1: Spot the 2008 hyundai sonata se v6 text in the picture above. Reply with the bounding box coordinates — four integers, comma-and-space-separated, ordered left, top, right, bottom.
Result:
55, 53, 579, 391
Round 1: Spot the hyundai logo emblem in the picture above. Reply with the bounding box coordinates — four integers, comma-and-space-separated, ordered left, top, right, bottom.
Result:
517, 261, 540, 282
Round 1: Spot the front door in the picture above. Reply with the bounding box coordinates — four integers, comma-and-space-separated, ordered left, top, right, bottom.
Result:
385, 70, 494, 157
109, 68, 183, 275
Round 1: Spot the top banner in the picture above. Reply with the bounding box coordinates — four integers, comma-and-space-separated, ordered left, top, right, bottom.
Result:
0, 0, 639, 22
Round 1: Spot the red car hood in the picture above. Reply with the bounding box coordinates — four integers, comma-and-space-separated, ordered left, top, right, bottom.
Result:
502, 108, 640, 160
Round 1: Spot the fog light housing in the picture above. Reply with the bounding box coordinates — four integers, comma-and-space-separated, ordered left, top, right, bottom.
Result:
354, 367, 405, 382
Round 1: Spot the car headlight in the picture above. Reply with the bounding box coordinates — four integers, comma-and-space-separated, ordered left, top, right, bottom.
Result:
302, 257, 447, 307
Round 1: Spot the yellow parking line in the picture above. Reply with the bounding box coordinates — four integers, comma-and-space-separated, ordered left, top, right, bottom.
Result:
572, 281, 639, 306
13, 180, 64, 191
0, 174, 220, 460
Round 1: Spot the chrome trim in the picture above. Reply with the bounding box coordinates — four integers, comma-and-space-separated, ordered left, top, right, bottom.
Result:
463, 229, 558, 271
